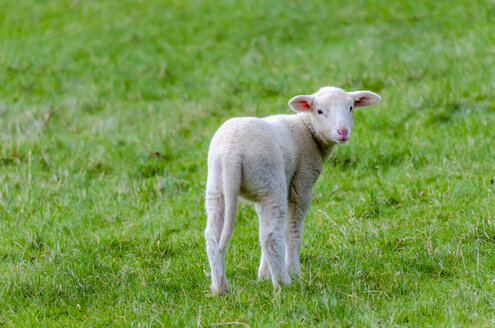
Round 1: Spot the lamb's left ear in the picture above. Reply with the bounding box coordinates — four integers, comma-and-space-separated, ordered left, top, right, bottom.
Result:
348, 91, 381, 108
288, 95, 315, 112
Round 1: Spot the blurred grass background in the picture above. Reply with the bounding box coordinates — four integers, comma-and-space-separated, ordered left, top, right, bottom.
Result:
1, 0, 494, 326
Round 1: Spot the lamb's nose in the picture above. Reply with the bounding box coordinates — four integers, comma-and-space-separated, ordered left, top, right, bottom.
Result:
337, 128, 348, 138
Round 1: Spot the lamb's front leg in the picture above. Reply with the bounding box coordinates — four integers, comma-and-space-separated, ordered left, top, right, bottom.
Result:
285, 198, 310, 276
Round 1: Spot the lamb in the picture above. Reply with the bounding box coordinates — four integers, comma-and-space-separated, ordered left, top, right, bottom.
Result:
204, 86, 381, 295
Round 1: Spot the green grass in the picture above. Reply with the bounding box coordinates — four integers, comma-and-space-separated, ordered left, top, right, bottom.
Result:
1, 0, 495, 326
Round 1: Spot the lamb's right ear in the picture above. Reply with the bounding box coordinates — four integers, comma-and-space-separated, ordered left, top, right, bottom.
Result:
288, 95, 314, 112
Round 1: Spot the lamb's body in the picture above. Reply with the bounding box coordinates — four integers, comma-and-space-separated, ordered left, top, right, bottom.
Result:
204, 87, 381, 295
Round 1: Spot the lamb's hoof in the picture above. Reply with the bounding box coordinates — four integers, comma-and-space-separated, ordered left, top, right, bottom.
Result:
210, 283, 229, 296
273, 273, 291, 287
280, 275, 291, 285
258, 269, 270, 281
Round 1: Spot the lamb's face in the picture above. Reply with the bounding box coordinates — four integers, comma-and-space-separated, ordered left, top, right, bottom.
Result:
311, 92, 355, 144
288, 87, 381, 144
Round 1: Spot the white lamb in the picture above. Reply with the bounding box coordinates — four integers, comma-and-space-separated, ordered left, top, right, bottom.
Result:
204, 86, 381, 295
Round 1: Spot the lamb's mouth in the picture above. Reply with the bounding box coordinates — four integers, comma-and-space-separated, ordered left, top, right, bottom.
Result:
333, 137, 349, 144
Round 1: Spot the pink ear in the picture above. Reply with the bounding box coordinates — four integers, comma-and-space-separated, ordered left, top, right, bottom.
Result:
288, 95, 314, 112
348, 91, 381, 108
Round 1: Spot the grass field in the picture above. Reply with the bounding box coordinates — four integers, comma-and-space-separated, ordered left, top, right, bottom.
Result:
1, 0, 495, 326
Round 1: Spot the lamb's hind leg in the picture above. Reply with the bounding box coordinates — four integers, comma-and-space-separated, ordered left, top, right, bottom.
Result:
257, 197, 291, 288
205, 193, 229, 295
255, 203, 270, 281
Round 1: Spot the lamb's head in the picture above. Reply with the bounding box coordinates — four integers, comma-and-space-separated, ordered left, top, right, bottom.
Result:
288, 86, 381, 144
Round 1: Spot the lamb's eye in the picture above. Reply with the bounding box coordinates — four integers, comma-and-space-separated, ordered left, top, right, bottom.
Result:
317, 109, 323, 115
349, 106, 353, 112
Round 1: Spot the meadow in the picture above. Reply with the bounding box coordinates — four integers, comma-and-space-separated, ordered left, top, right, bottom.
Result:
1, 0, 495, 326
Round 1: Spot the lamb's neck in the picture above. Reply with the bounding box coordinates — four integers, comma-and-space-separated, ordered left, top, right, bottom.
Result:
300, 113, 336, 162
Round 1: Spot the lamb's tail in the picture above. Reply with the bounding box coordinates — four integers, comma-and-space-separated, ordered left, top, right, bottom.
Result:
218, 156, 241, 252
